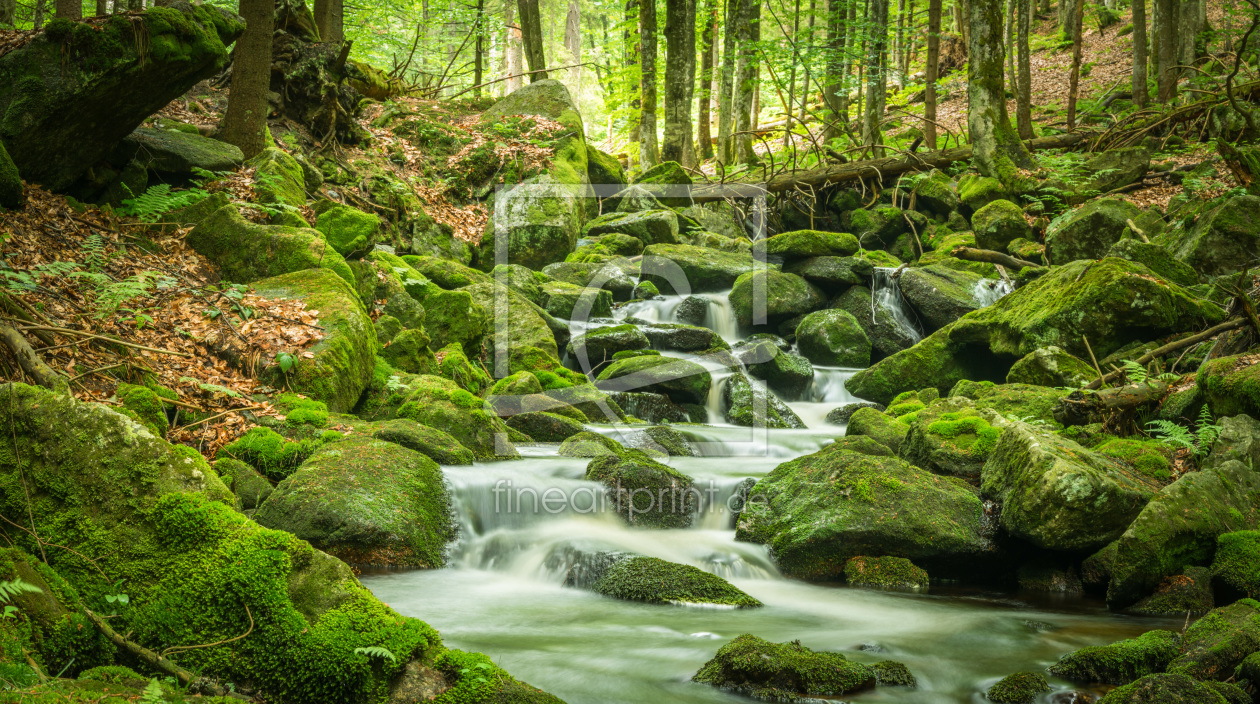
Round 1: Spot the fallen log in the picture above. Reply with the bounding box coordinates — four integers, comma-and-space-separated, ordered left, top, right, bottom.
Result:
1054, 380, 1170, 427
0, 324, 63, 391
1083, 318, 1247, 390
951, 247, 1043, 271
691, 132, 1090, 200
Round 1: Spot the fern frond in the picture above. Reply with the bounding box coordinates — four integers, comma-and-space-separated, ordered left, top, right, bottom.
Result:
354, 646, 397, 662
0, 578, 42, 602
1121, 360, 1148, 384
119, 184, 208, 223
1146, 420, 1196, 451
93, 271, 160, 319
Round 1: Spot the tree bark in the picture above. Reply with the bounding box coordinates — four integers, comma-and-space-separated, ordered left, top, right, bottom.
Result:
55, 0, 80, 19
968, 0, 1032, 182
952, 246, 1041, 269
861, 0, 888, 154
565, 0, 581, 109
473, 0, 486, 96
1066, 0, 1083, 129
324, 0, 345, 43
32, 0, 44, 29
1004, 0, 1016, 94
221, 0, 274, 159
94, 0, 106, 16
697, 2, 718, 159
1131, 0, 1148, 107
1177, 0, 1202, 69
1155, 0, 1176, 101
894, 0, 907, 87
662, 0, 696, 164
504, 1, 524, 93
625, 0, 641, 141
924, 0, 941, 148
823, 0, 847, 142
518, 0, 548, 81
1015, 0, 1032, 138
784, 0, 801, 145
716, 0, 738, 163
2, 0, 18, 24
0, 326, 62, 391
733, 0, 759, 164
640, 0, 660, 166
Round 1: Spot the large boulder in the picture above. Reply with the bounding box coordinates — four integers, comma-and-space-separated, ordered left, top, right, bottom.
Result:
384, 374, 520, 460
829, 285, 919, 360
1045, 197, 1143, 264
1078, 146, 1152, 193
314, 202, 380, 258
254, 436, 454, 568
566, 324, 650, 365
1161, 195, 1260, 278
187, 204, 353, 285
729, 270, 826, 328
1106, 238, 1199, 287
114, 126, 243, 177
251, 268, 376, 413
1095, 673, 1236, 703
736, 442, 990, 579
1005, 346, 1096, 388
900, 397, 1003, 479
795, 309, 872, 366
972, 199, 1031, 253
1105, 416, 1260, 608
635, 321, 728, 352
586, 451, 697, 528
1049, 629, 1183, 685
723, 371, 806, 429
595, 355, 711, 405
845, 407, 911, 453
898, 265, 990, 332
640, 243, 763, 294
465, 281, 560, 359
692, 635, 876, 700
249, 147, 310, 227
981, 421, 1161, 552
738, 342, 813, 399
0, 3, 244, 190
584, 209, 678, 245
1166, 600, 1260, 680
784, 255, 873, 290
1199, 355, 1260, 418
751, 230, 859, 262
592, 556, 761, 606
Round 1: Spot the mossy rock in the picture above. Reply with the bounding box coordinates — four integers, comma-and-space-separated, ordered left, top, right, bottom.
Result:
1096, 673, 1232, 703
981, 421, 1161, 552
1049, 629, 1182, 684
829, 285, 920, 361
116, 126, 242, 176
898, 264, 991, 332
371, 418, 475, 465
1094, 437, 1173, 483
843, 555, 928, 590
435, 342, 492, 394
315, 203, 380, 258
957, 174, 1007, 212
729, 269, 826, 328
986, 672, 1050, 704
917, 230, 999, 277
567, 233, 644, 264
692, 634, 875, 699
0, 138, 24, 209
596, 354, 711, 405
213, 457, 273, 510
1045, 197, 1144, 264
249, 147, 309, 227
389, 374, 518, 460
250, 268, 376, 412
586, 449, 696, 527
784, 255, 872, 289
636, 321, 729, 353
380, 327, 438, 375
794, 309, 871, 366
1159, 195, 1260, 278
566, 324, 649, 365
1006, 346, 1096, 388
592, 556, 760, 606
186, 204, 353, 285
541, 281, 615, 320
751, 230, 859, 262
1212, 530, 1260, 599
421, 287, 489, 356
901, 397, 1003, 478
1199, 355, 1260, 418
584, 209, 679, 245
400, 253, 489, 289
972, 199, 1031, 253
466, 281, 564, 358
948, 380, 1067, 426
1165, 599, 1260, 680
633, 161, 692, 207
845, 406, 911, 454
640, 243, 764, 294
1106, 238, 1198, 287
506, 411, 586, 442
559, 430, 626, 457
907, 169, 958, 216
490, 371, 545, 396
587, 146, 626, 186
1130, 566, 1214, 615
222, 426, 323, 481
735, 441, 989, 580
115, 382, 168, 437
723, 370, 806, 429
622, 425, 694, 456
480, 174, 583, 270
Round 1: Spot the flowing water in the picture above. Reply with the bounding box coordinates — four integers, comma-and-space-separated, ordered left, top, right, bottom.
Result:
362, 281, 1167, 703
873, 268, 923, 343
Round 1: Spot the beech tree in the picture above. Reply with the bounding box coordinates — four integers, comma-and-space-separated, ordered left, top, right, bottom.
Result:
696, 2, 718, 159
314, 0, 342, 43
968, 0, 1031, 182
1132, 0, 1149, 107
1015, 0, 1032, 138
639, 0, 659, 166
861, 0, 889, 154
221, 0, 275, 159
715, 0, 738, 163
661, 0, 695, 163
732, 0, 759, 164
518, 0, 547, 81
923, 0, 940, 148
54, 0, 79, 19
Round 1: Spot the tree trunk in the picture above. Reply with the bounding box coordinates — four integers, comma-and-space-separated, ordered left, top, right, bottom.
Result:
505, 1, 524, 93
321, 0, 342, 42
0, 0, 14, 24
94, 0, 106, 16
55, 0, 81, 19
518, 0, 548, 81
1176, 0, 1202, 69
662, 0, 695, 163
474, 0, 485, 96
1155, 0, 1176, 101
801, 0, 815, 120
697, 1, 717, 159
716, 0, 738, 163
902, 0, 916, 77
564, 0, 581, 109
924, 0, 940, 148
128, 0, 140, 10
33, 0, 44, 29
221, 0, 275, 159
1066, 0, 1083, 128
1005, 0, 1016, 93
682, 0, 698, 166
968, 0, 1031, 183
640, 0, 660, 167
625, 0, 641, 141
1131, 0, 1148, 106
823, 0, 846, 142
893, 0, 907, 87
733, 0, 758, 163
784, 0, 801, 145
861, 0, 888, 155
1015, 0, 1032, 138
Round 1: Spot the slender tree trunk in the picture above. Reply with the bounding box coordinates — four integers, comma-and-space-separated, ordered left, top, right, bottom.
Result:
222, 0, 274, 159
893, 0, 906, 86
924, 0, 940, 148
698, 2, 717, 158
519, 0, 548, 81
95, 0, 107, 16
823, 0, 846, 142
1005, 0, 1016, 93
968, 0, 1031, 182
640, 0, 660, 166
662, 0, 695, 163
473, 0, 486, 96
784, 0, 801, 145
33, 0, 45, 29
717, 0, 738, 162
1176, 0, 1202, 69
861, 0, 888, 155
733, 0, 759, 163
1066, 0, 1084, 129
55, 0, 80, 19
681, 0, 698, 166
1015, 0, 1032, 138
957, 0, 970, 45
841, 0, 858, 121
801, 0, 815, 119
0, 0, 15, 25
505, 1, 524, 93
565, 0, 581, 108
1131, 0, 1148, 106
625, 0, 641, 141
127, 0, 140, 10
902, 0, 916, 77
315, 0, 342, 43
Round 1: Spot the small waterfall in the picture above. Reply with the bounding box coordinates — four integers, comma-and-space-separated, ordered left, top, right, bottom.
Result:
701, 295, 740, 342
872, 267, 922, 343
802, 366, 861, 403
613, 291, 741, 343
973, 278, 1013, 307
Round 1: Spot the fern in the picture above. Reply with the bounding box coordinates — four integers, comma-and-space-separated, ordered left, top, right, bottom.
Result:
1147, 407, 1222, 458
1, 260, 79, 293
140, 678, 165, 703
1121, 359, 1148, 384
354, 646, 397, 662
84, 234, 108, 272
119, 184, 208, 223
91, 271, 161, 319
0, 577, 41, 602
1195, 405, 1222, 449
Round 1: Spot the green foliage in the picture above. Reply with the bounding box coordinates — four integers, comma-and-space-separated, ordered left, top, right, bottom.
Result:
119, 184, 208, 223
1147, 406, 1221, 458
353, 646, 397, 662
0, 577, 41, 620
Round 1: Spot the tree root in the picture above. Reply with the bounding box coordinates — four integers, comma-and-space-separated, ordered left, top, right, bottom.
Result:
0, 324, 64, 391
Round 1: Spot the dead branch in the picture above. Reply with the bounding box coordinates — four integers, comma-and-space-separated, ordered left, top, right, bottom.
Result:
0, 324, 63, 390
951, 247, 1042, 270
1083, 318, 1249, 390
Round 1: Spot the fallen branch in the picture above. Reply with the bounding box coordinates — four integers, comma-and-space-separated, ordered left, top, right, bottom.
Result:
1054, 380, 1170, 427
12, 324, 192, 358
951, 247, 1043, 271
82, 607, 222, 693
0, 324, 64, 390
1083, 318, 1248, 390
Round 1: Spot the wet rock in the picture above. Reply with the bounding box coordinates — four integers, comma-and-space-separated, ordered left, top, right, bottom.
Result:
843, 556, 929, 590
692, 635, 875, 699
829, 285, 919, 360
641, 243, 763, 294
559, 431, 627, 457
723, 371, 806, 429
674, 295, 710, 325
901, 397, 1004, 479
1006, 346, 1096, 388
595, 355, 712, 405
584, 209, 679, 245
1045, 197, 1143, 264
1049, 630, 1182, 685
987, 672, 1050, 704
505, 411, 586, 442
586, 450, 696, 527
795, 309, 872, 367
898, 265, 990, 332
567, 324, 650, 365
784, 255, 873, 290
371, 418, 476, 465
826, 402, 886, 424
734, 339, 814, 399
1094, 673, 1234, 703
592, 555, 760, 606
633, 321, 728, 352
617, 425, 694, 456
846, 407, 911, 454
607, 391, 691, 424
730, 270, 826, 329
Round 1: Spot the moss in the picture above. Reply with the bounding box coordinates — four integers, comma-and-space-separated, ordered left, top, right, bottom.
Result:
1166, 599, 1260, 680
592, 556, 761, 607
274, 392, 330, 428
1094, 673, 1230, 703
692, 634, 875, 699
1095, 438, 1173, 482
585, 450, 695, 527
1199, 355, 1260, 418
436, 343, 492, 395
1130, 567, 1214, 615
315, 203, 380, 258
887, 400, 925, 417
596, 354, 711, 405
249, 147, 309, 226
751, 230, 860, 260
986, 672, 1050, 703
213, 457, 273, 510
843, 556, 928, 590
1049, 629, 1182, 684
845, 407, 911, 454
729, 269, 826, 328
0, 138, 22, 209
115, 382, 167, 437
1212, 531, 1260, 599
222, 426, 323, 481
490, 371, 544, 396
432, 649, 564, 704
869, 660, 916, 687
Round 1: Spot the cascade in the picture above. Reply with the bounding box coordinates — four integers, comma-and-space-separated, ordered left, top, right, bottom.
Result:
973, 277, 1014, 307
872, 267, 923, 343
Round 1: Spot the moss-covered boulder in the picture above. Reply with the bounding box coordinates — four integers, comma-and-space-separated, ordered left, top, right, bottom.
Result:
958, 174, 1007, 212
1106, 445, 1260, 608
1213, 530, 1260, 599
567, 233, 644, 263
906, 169, 958, 215
1049, 629, 1182, 685
584, 209, 679, 245
723, 370, 806, 429
784, 255, 872, 290
751, 230, 859, 262
466, 281, 561, 359
1161, 195, 1260, 278
543, 259, 637, 298
0, 383, 461, 703
794, 309, 872, 366
843, 555, 929, 590
401, 253, 489, 289
986, 672, 1050, 704
692, 634, 876, 699
1130, 566, 1214, 615
254, 436, 454, 568
250, 268, 375, 413
187, 204, 353, 285
221, 426, 324, 481
250, 147, 309, 227
846, 407, 911, 453
898, 264, 990, 332
314, 202, 380, 258
596, 354, 711, 404
1200, 355, 1260, 418
736, 442, 990, 580
1096, 673, 1234, 703
592, 556, 761, 606
559, 431, 625, 457
982, 421, 1160, 552
1166, 599, 1260, 680
586, 450, 696, 527
829, 285, 919, 360
115, 126, 243, 176
1045, 197, 1143, 264
949, 380, 1068, 426
972, 199, 1031, 253
214, 457, 273, 510
1006, 345, 1096, 387
506, 411, 585, 442
587, 146, 626, 186
487, 175, 584, 270
729, 270, 826, 328
901, 398, 1003, 478
633, 160, 692, 207
640, 243, 763, 294
371, 418, 475, 465
734, 340, 813, 398
0, 139, 23, 209
1107, 238, 1199, 287
0, 3, 244, 191
370, 374, 518, 460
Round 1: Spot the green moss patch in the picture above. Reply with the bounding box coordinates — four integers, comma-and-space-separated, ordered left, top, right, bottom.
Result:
592, 556, 761, 607
692, 634, 876, 699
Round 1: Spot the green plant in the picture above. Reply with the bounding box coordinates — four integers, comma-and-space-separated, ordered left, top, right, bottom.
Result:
119, 183, 208, 223
140, 678, 165, 703
354, 646, 398, 662
0, 577, 41, 620
1146, 406, 1221, 458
